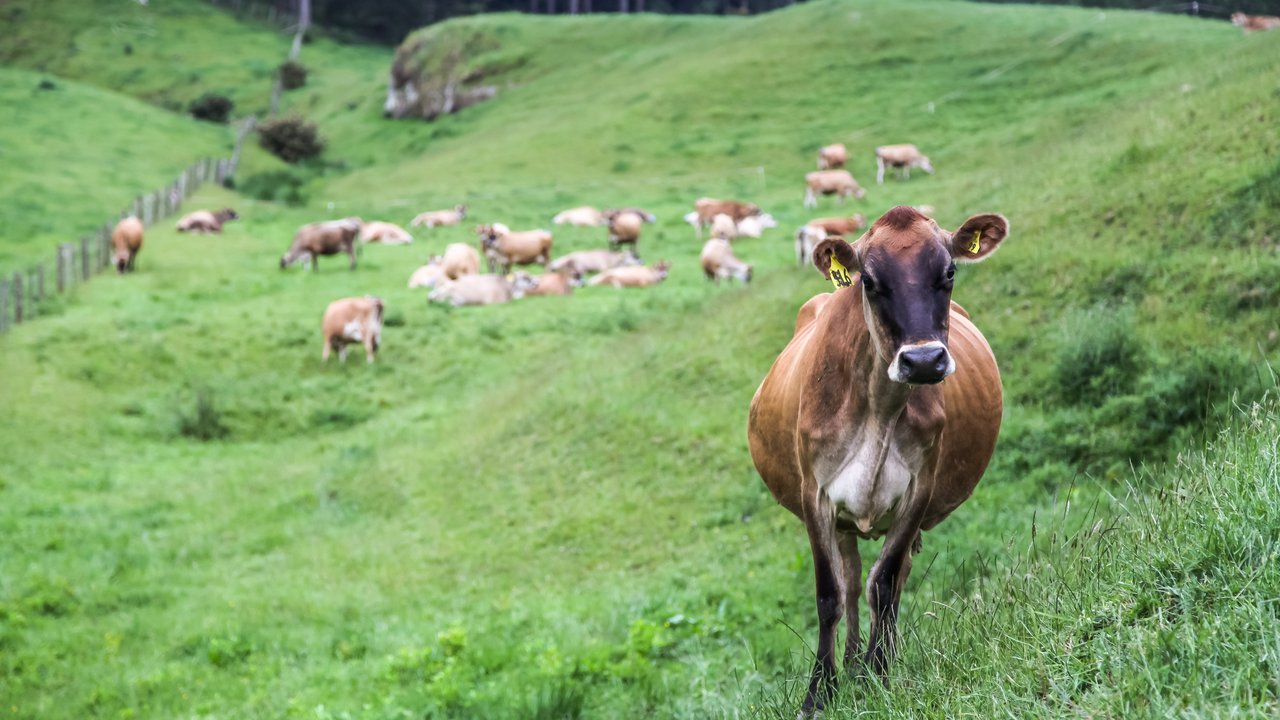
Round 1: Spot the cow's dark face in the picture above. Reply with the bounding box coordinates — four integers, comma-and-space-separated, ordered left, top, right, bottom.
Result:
813, 206, 1008, 385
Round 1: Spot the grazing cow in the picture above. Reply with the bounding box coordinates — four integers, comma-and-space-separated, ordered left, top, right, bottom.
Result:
553, 206, 605, 226
321, 296, 384, 364
795, 225, 828, 268
747, 206, 1008, 714
607, 211, 645, 252
589, 261, 671, 288
410, 205, 467, 228
112, 216, 144, 273
513, 267, 584, 297
700, 238, 752, 284
360, 221, 414, 245
691, 198, 760, 238
475, 223, 554, 274
875, 144, 934, 185
176, 208, 239, 233
548, 249, 640, 275
602, 207, 657, 223
427, 273, 535, 307
407, 259, 447, 289
806, 215, 867, 236
1232, 12, 1280, 31
804, 170, 866, 209
817, 143, 849, 170
281, 218, 362, 271
736, 213, 778, 238
710, 213, 738, 242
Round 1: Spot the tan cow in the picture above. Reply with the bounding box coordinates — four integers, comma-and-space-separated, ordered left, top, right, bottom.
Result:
804, 170, 866, 209
281, 218, 362, 271
747, 206, 1007, 713
710, 213, 738, 242
602, 207, 657, 223
736, 213, 778, 238
589, 261, 671, 288
700, 238, 752, 284
691, 198, 760, 238
407, 260, 447, 289
607, 211, 645, 252
548, 249, 640, 275
553, 206, 604, 226
112, 216, 144, 274
875, 144, 934, 185
512, 267, 584, 297
441, 242, 480, 279
321, 296, 384, 364
176, 208, 239, 233
806, 215, 867, 237
1232, 12, 1280, 31
410, 205, 466, 228
475, 223, 553, 274
360, 221, 414, 245
817, 143, 848, 170
427, 273, 535, 307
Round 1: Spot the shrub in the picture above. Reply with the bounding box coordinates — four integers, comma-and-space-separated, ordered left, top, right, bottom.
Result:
237, 170, 308, 205
176, 390, 229, 441
257, 116, 325, 163
188, 93, 234, 124
278, 61, 307, 91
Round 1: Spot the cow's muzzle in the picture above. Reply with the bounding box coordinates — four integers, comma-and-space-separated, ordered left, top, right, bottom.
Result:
889, 341, 954, 385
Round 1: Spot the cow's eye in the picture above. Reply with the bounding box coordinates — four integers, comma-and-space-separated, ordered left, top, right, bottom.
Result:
862, 275, 878, 295
945, 263, 956, 281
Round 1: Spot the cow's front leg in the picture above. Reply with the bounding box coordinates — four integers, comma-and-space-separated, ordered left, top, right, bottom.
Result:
864, 509, 925, 679
838, 532, 863, 671
800, 491, 844, 716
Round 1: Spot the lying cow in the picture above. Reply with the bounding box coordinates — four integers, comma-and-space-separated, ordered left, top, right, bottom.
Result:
407, 242, 479, 289
700, 238, 752, 284
427, 273, 536, 307
407, 261, 447, 290
806, 214, 867, 236
589, 261, 671, 288
512, 267, 584, 297
281, 218, 362, 271
548, 249, 640, 275
691, 198, 760, 238
410, 205, 466, 228
875, 144, 934, 184
553, 206, 605, 226
112, 216, 144, 274
360, 221, 414, 245
804, 170, 866, 209
1232, 12, 1280, 31
736, 213, 778, 238
817, 143, 848, 170
607, 211, 645, 252
711, 213, 738, 242
176, 208, 239, 233
476, 223, 554, 274
321, 296, 384, 364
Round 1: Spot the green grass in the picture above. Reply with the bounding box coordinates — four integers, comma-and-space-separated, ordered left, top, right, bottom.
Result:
2, 0, 1280, 717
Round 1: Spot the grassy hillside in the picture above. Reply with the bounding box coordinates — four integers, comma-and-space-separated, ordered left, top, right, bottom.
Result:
2, 0, 1280, 717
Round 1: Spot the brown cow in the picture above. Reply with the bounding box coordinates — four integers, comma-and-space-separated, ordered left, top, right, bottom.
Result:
700, 238, 752, 284
1232, 11, 1280, 31
513, 267, 584, 297
806, 215, 867, 236
321, 296, 384, 364
875, 144, 934, 185
589, 261, 671, 288
280, 218, 362, 271
476, 223, 554, 274
747, 206, 1007, 714
112, 216, 144, 273
691, 198, 760, 238
607, 211, 645, 252
176, 208, 239, 233
804, 170, 866, 209
553, 206, 605, 226
817, 143, 848, 170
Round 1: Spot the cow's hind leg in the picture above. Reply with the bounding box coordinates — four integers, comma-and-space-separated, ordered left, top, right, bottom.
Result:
800, 493, 844, 715
838, 532, 863, 671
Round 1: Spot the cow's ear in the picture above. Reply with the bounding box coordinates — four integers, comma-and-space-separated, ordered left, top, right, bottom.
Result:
813, 237, 859, 281
948, 214, 1008, 263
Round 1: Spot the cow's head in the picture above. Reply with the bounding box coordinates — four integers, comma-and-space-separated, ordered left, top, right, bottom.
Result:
455, 205, 467, 217
114, 251, 129, 274
814, 206, 1007, 385
917, 156, 935, 175
220, 208, 240, 222
1231, 11, 1246, 26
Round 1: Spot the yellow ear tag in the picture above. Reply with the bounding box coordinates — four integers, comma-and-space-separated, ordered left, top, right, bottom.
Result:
829, 255, 854, 289
966, 229, 982, 255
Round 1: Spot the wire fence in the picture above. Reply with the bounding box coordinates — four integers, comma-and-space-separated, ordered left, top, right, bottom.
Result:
0, 157, 237, 335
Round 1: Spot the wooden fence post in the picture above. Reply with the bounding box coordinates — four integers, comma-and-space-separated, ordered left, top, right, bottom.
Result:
100, 226, 112, 271
81, 236, 91, 280
57, 244, 67, 292
35, 264, 45, 306
13, 272, 23, 325
0, 278, 8, 334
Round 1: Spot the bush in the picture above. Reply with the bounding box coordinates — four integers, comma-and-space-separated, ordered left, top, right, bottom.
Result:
278, 61, 307, 91
237, 170, 308, 205
188, 93, 234, 124
1050, 305, 1145, 405
257, 116, 325, 163
176, 390, 229, 441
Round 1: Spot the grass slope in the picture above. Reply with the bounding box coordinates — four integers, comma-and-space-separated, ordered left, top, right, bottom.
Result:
2, 0, 1280, 717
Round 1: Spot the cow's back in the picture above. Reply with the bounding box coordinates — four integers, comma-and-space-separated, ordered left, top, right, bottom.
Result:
924, 311, 1002, 529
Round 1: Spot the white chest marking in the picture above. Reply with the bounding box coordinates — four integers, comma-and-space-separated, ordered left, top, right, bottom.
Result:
817, 425, 919, 537
343, 319, 364, 342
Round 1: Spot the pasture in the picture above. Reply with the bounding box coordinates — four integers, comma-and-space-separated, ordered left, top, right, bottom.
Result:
2, 0, 1280, 717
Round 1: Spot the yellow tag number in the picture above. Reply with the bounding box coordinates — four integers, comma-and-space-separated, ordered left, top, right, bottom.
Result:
966, 229, 982, 255
829, 256, 853, 289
